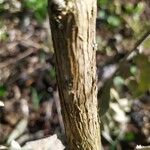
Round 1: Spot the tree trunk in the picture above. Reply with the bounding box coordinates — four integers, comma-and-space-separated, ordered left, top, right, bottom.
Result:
48, 0, 101, 149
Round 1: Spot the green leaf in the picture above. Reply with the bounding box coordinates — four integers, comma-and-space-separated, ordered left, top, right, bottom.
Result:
113, 76, 125, 91
98, 10, 107, 20
98, 78, 113, 117
23, 0, 47, 22
124, 3, 134, 14
107, 15, 121, 27
49, 67, 56, 80
134, 54, 150, 92
124, 132, 135, 141
134, 2, 144, 15
98, 0, 109, 6
0, 0, 4, 4
127, 78, 142, 97
0, 85, 7, 97
130, 66, 138, 75
31, 88, 40, 110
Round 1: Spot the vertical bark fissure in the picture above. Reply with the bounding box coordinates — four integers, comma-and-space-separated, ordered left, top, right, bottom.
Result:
52, 23, 76, 139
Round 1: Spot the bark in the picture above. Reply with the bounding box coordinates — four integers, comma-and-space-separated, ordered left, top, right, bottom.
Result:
48, 0, 101, 149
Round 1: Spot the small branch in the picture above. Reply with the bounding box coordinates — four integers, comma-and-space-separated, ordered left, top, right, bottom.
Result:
111, 28, 150, 78
124, 28, 150, 61
0, 40, 49, 69
0, 49, 34, 69
98, 28, 150, 116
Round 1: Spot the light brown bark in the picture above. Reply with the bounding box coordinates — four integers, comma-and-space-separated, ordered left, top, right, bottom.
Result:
48, 0, 101, 149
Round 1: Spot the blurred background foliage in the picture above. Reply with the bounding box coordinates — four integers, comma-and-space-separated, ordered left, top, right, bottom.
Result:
23, 0, 47, 22
0, 0, 150, 149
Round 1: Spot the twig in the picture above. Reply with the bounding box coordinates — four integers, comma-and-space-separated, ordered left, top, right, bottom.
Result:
0, 48, 35, 69
0, 40, 49, 69
124, 29, 150, 60
111, 28, 150, 78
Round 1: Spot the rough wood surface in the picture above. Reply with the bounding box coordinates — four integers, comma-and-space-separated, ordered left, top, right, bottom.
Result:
48, 0, 101, 149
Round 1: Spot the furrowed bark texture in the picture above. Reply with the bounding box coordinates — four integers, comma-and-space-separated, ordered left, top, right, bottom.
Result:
48, 0, 101, 149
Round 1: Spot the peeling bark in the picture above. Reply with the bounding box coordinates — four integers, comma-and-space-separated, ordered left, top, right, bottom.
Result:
48, 0, 101, 149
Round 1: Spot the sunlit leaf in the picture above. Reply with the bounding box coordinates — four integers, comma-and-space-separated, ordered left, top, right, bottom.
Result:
107, 15, 121, 27
134, 54, 150, 92
113, 76, 125, 91
0, 100, 4, 107
98, 10, 107, 19
124, 3, 134, 14
110, 103, 129, 123
130, 66, 138, 75
0, 0, 4, 4
134, 2, 145, 15
142, 36, 150, 49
